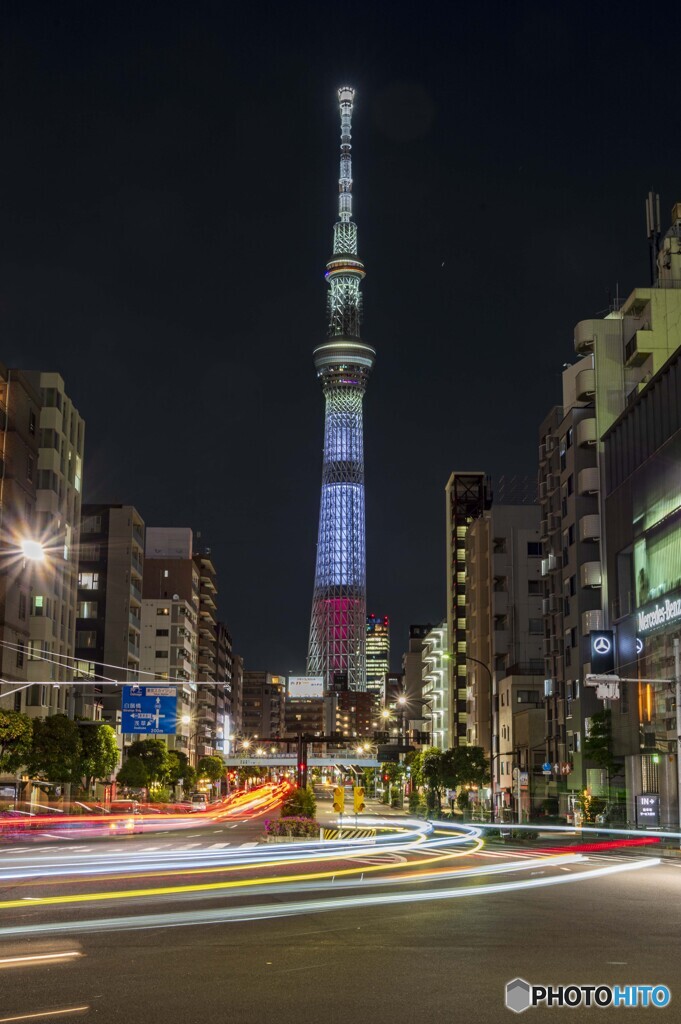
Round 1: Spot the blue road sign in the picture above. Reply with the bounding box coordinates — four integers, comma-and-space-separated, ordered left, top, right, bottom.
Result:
121, 685, 178, 735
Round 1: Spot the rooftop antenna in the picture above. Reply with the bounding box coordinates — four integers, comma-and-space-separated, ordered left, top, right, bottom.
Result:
645, 190, 661, 286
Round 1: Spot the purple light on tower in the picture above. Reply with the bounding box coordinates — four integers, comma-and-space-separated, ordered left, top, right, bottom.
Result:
306, 87, 375, 692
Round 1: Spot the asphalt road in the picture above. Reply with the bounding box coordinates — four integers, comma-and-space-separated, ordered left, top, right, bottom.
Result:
1, 813, 678, 1023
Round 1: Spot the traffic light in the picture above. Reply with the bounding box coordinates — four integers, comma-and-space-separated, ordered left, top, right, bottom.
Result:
353, 786, 365, 814
382, 773, 389, 782
333, 786, 345, 813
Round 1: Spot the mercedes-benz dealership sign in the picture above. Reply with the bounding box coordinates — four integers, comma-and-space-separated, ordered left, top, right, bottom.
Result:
589, 630, 615, 674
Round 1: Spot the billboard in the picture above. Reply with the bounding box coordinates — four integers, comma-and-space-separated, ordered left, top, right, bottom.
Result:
121, 685, 178, 735
288, 676, 324, 699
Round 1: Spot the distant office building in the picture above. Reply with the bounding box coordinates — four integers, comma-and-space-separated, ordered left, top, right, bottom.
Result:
466, 505, 544, 818
401, 624, 432, 702
285, 697, 325, 738
335, 689, 374, 739
445, 472, 492, 746
366, 614, 390, 696
74, 504, 145, 725
231, 653, 244, 736
421, 623, 448, 748
242, 672, 285, 739
216, 621, 233, 749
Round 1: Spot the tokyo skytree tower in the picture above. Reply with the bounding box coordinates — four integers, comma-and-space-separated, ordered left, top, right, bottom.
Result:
306, 87, 375, 693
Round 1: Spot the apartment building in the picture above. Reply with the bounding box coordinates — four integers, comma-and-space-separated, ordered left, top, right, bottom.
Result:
445, 473, 492, 746
421, 623, 448, 749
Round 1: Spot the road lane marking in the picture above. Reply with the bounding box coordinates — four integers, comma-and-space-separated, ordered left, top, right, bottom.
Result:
0, 1008, 89, 1022
239, 842, 258, 848
0, 951, 82, 967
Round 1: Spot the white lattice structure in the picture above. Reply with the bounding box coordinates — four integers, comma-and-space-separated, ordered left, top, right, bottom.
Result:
307, 88, 375, 692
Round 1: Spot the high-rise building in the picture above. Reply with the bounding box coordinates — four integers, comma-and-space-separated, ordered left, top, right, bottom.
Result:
74, 504, 145, 724
421, 623, 449, 749
231, 653, 244, 736
0, 366, 40, 707
139, 595, 199, 762
366, 614, 390, 696
25, 373, 84, 717
445, 472, 492, 746
538, 198, 681, 816
215, 621, 233, 751
307, 87, 375, 693
466, 505, 544, 818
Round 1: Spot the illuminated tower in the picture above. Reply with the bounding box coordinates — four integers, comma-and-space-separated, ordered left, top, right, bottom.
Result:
307, 87, 375, 692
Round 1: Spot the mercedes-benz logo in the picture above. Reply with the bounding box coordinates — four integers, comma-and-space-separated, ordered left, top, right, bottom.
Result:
594, 636, 611, 654
636, 637, 644, 654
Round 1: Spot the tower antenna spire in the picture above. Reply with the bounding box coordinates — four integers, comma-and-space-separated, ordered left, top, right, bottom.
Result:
337, 86, 354, 224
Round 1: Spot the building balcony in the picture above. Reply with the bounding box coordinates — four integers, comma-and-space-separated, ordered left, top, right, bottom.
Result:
582, 609, 603, 633
542, 594, 558, 615
574, 320, 596, 355
543, 636, 561, 656
546, 473, 559, 494
577, 467, 599, 495
129, 611, 141, 631
130, 583, 142, 604
624, 329, 652, 367
576, 416, 597, 448
580, 561, 602, 588
541, 553, 559, 576
576, 367, 595, 401
579, 513, 600, 541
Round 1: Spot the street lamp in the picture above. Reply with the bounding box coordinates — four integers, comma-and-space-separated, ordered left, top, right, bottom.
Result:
21, 538, 45, 562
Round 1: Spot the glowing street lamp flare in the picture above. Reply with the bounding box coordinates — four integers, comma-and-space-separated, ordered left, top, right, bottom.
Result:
307, 87, 376, 693
21, 538, 45, 562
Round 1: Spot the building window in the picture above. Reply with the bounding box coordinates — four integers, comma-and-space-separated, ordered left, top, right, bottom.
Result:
569, 575, 576, 596
528, 580, 542, 595
157, 607, 170, 616
568, 524, 575, 546
74, 661, 96, 679
528, 618, 543, 634
156, 628, 169, 637
81, 514, 102, 534
155, 650, 169, 658
16, 640, 25, 668
567, 474, 574, 495
78, 572, 99, 590
493, 537, 506, 554
527, 542, 542, 557
26, 456, 34, 483
566, 427, 573, 449
18, 592, 27, 620
32, 595, 44, 617
77, 600, 98, 618
76, 630, 97, 649
28, 409, 36, 435
80, 544, 100, 561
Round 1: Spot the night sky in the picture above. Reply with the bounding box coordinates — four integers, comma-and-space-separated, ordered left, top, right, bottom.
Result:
2, 1, 680, 672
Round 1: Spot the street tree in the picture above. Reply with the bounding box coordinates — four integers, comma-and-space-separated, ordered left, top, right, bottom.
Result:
27, 715, 82, 785
583, 710, 617, 789
420, 747, 445, 811
441, 746, 489, 790
77, 722, 119, 794
0, 709, 33, 774
196, 755, 225, 785
117, 756, 148, 789
126, 738, 170, 784
167, 750, 197, 792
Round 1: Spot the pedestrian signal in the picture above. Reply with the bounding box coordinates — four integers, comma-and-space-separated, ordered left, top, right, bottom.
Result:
333, 786, 345, 813
353, 786, 365, 814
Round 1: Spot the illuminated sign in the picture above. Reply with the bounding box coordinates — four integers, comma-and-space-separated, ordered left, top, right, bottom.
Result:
636, 793, 660, 827
589, 631, 615, 674
288, 676, 324, 699
637, 592, 681, 636
636, 637, 644, 654
121, 685, 177, 735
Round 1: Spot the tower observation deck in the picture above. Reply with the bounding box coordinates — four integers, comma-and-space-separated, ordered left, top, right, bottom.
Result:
307, 87, 375, 692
